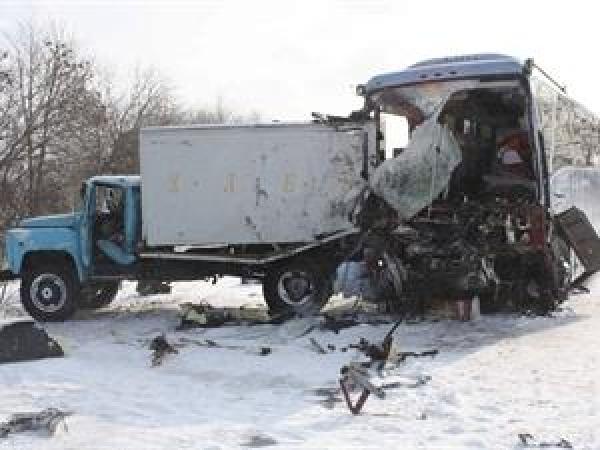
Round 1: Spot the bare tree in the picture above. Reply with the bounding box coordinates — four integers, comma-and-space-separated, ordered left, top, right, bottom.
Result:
92, 67, 176, 174
0, 21, 261, 241
0, 23, 95, 216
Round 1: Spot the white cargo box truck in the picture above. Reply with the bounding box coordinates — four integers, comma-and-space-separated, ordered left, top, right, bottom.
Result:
134, 122, 377, 315
0, 120, 379, 321
140, 123, 376, 246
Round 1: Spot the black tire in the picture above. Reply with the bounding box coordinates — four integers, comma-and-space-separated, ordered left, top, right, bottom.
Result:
262, 261, 332, 316
80, 282, 120, 309
20, 263, 80, 322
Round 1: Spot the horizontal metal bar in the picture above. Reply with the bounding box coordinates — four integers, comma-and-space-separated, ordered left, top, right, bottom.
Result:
140, 229, 360, 265
140, 253, 267, 264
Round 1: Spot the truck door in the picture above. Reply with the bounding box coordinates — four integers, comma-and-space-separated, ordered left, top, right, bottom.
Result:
123, 186, 140, 257
93, 185, 136, 267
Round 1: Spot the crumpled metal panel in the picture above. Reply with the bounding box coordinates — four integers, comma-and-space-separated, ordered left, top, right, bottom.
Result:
369, 113, 462, 220
554, 206, 600, 273
551, 167, 600, 276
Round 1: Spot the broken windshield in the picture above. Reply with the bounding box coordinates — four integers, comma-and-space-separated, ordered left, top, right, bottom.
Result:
371, 80, 479, 124
367, 79, 531, 219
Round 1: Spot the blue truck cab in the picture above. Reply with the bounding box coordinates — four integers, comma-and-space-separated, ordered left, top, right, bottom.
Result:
1, 175, 141, 321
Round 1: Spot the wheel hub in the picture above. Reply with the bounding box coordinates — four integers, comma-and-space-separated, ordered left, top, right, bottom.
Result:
277, 271, 315, 306
284, 277, 309, 301
30, 274, 67, 313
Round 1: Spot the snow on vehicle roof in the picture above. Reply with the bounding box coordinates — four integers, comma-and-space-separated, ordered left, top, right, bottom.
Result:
364, 53, 523, 94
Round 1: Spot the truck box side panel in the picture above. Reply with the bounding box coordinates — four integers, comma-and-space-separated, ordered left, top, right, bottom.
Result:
140, 124, 373, 246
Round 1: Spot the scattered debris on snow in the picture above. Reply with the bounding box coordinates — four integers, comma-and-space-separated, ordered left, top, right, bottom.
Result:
335, 319, 437, 414
518, 433, 573, 449
308, 337, 328, 354
339, 363, 386, 414
0, 408, 71, 438
258, 346, 272, 356
241, 434, 278, 447
321, 313, 392, 333
0, 277, 597, 448
149, 334, 178, 367
178, 303, 290, 330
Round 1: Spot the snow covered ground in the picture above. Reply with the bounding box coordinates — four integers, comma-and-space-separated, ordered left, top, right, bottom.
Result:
0, 276, 598, 449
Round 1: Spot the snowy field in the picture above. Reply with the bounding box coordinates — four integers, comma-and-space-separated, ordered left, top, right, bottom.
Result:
0, 276, 599, 449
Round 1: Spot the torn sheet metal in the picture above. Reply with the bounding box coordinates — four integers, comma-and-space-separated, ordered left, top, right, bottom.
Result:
369, 109, 462, 220
554, 207, 600, 274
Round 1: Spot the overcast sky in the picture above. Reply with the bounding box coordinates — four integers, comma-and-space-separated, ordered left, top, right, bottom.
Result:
1, 0, 598, 120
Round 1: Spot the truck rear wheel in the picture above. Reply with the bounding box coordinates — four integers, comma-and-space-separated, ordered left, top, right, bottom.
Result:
80, 282, 120, 309
20, 263, 80, 322
263, 261, 332, 316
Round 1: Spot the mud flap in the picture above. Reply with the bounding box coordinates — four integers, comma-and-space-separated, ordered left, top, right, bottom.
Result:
554, 206, 600, 275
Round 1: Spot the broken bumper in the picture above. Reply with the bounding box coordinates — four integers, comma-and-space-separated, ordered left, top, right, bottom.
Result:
0, 269, 17, 282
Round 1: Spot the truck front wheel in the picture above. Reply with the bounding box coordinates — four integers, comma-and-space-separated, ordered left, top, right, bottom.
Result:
20, 264, 80, 322
263, 261, 332, 316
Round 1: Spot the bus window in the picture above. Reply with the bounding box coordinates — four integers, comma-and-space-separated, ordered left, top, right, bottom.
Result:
381, 113, 409, 159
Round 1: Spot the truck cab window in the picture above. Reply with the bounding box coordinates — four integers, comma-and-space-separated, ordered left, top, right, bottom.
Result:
95, 186, 125, 246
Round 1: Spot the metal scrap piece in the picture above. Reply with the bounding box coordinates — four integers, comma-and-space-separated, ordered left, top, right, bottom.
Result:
339, 363, 386, 415
309, 337, 328, 354
0, 408, 71, 438
518, 433, 573, 449
149, 334, 178, 367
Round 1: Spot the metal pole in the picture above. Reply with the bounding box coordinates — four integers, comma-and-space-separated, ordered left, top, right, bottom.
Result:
549, 90, 558, 174
525, 58, 566, 93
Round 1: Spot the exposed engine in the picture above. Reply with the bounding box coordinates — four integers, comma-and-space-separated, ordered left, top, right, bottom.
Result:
357, 191, 566, 315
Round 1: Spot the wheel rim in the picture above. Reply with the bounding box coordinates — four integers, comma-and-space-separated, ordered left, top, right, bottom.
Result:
277, 270, 316, 307
30, 274, 67, 313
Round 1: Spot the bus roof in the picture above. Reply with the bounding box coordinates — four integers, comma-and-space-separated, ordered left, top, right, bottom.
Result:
364, 53, 524, 94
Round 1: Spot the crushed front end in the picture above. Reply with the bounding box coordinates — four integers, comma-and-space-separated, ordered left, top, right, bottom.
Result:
341, 55, 573, 315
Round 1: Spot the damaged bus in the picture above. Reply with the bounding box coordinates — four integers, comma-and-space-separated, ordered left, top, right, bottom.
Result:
347, 53, 600, 315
